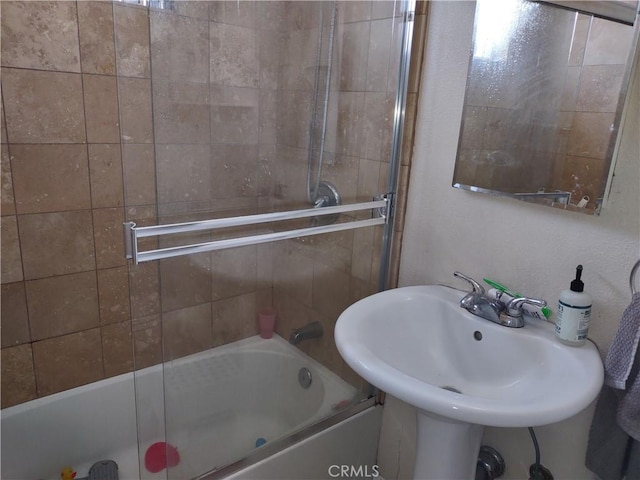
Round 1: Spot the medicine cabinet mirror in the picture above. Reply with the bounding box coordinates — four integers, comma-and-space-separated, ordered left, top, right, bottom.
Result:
452, 0, 639, 215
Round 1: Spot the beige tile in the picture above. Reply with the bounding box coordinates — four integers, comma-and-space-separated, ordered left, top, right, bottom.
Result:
162, 303, 213, 360
210, 22, 258, 88
372, 1, 397, 20
415, 0, 429, 15
357, 158, 381, 203
351, 227, 374, 282
259, 89, 277, 144
98, 266, 130, 326
93, 208, 127, 269
1, 90, 6, 144
1, 144, 15, 215
284, 1, 321, 31
78, 1, 116, 75
169, 1, 210, 19
313, 228, 353, 274
211, 245, 257, 301
113, 3, 151, 78
122, 144, 156, 206
394, 165, 410, 233
102, 321, 134, 378
276, 90, 313, 150
2, 68, 86, 143
576, 65, 626, 113
312, 262, 350, 320
1, 216, 23, 283
340, 2, 371, 23
150, 12, 209, 84
335, 92, 365, 157
19, 210, 96, 280
26, 271, 99, 341
11, 145, 91, 214
153, 82, 210, 144
408, 14, 427, 94
278, 28, 320, 92
210, 1, 256, 28
272, 243, 313, 306
118, 77, 153, 143
129, 262, 160, 318
1, 282, 30, 348
212, 292, 257, 347
339, 21, 370, 91
256, 1, 287, 31
307, 313, 342, 375
132, 314, 162, 369
371, 225, 384, 285
210, 85, 258, 144
258, 29, 282, 90
156, 144, 211, 204
558, 155, 607, 208
583, 17, 636, 66
33, 329, 104, 396
89, 144, 124, 208
402, 92, 418, 166
560, 66, 581, 112
211, 144, 259, 198
349, 275, 376, 305
569, 14, 590, 66
362, 92, 393, 162
273, 292, 311, 340
84, 75, 120, 143
366, 19, 393, 92
1, 344, 37, 408
160, 254, 212, 312
1, 1, 80, 72
567, 112, 616, 160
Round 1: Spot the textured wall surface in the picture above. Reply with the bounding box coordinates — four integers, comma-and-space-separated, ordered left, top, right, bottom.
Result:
379, 1, 640, 479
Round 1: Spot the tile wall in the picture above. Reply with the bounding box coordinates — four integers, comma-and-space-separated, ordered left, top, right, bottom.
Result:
0, 0, 425, 408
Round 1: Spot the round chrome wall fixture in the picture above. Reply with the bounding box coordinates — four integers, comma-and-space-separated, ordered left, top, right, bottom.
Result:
298, 368, 313, 389
312, 181, 341, 226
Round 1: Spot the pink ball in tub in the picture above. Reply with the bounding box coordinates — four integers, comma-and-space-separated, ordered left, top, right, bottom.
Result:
145, 442, 180, 473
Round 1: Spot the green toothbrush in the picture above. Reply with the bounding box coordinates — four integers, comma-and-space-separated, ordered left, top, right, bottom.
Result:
483, 277, 552, 319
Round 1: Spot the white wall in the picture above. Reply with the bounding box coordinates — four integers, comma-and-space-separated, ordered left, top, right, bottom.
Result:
379, 1, 640, 478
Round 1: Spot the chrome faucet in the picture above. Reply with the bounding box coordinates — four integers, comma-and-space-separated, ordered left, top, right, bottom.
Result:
289, 321, 324, 345
454, 272, 547, 328
454, 272, 505, 324
498, 296, 548, 328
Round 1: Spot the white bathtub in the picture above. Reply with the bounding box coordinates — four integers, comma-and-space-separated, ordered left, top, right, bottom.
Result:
1, 335, 365, 480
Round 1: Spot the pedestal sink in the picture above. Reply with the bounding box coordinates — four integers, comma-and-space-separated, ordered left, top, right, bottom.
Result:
335, 285, 603, 479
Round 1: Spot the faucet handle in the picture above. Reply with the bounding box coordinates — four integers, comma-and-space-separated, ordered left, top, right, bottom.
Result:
454, 271, 485, 294
506, 297, 547, 317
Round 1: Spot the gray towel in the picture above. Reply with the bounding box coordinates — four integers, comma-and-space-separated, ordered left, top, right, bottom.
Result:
586, 386, 634, 480
605, 293, 640, 389
606, 292, 640, 441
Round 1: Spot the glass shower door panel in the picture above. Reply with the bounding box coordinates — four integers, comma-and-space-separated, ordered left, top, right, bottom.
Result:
127, 0, 412, 478
158, 235, 375, 479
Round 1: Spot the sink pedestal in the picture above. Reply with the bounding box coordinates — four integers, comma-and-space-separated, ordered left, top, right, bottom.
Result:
415, 410, 484, 480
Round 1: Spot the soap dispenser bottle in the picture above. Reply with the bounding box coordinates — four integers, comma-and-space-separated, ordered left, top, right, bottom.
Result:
555, 265, 592, 346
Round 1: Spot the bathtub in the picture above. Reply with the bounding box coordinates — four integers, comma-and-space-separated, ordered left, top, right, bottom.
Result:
1, 335, 368, 480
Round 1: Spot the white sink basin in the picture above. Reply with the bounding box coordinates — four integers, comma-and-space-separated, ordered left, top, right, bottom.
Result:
335, 285, 603, 427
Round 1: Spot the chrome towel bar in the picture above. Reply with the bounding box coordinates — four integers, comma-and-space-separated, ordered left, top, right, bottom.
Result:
631, 259, 640, 295
124, 197, 389, 264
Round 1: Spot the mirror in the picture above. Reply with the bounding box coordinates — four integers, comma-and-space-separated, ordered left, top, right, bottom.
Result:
453, 0, 639, 214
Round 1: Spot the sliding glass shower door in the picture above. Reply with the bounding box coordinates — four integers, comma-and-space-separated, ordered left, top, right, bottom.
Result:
120, 1, 414, 478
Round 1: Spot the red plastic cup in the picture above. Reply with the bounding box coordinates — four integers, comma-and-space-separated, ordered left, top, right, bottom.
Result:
258, 308, 276, 339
